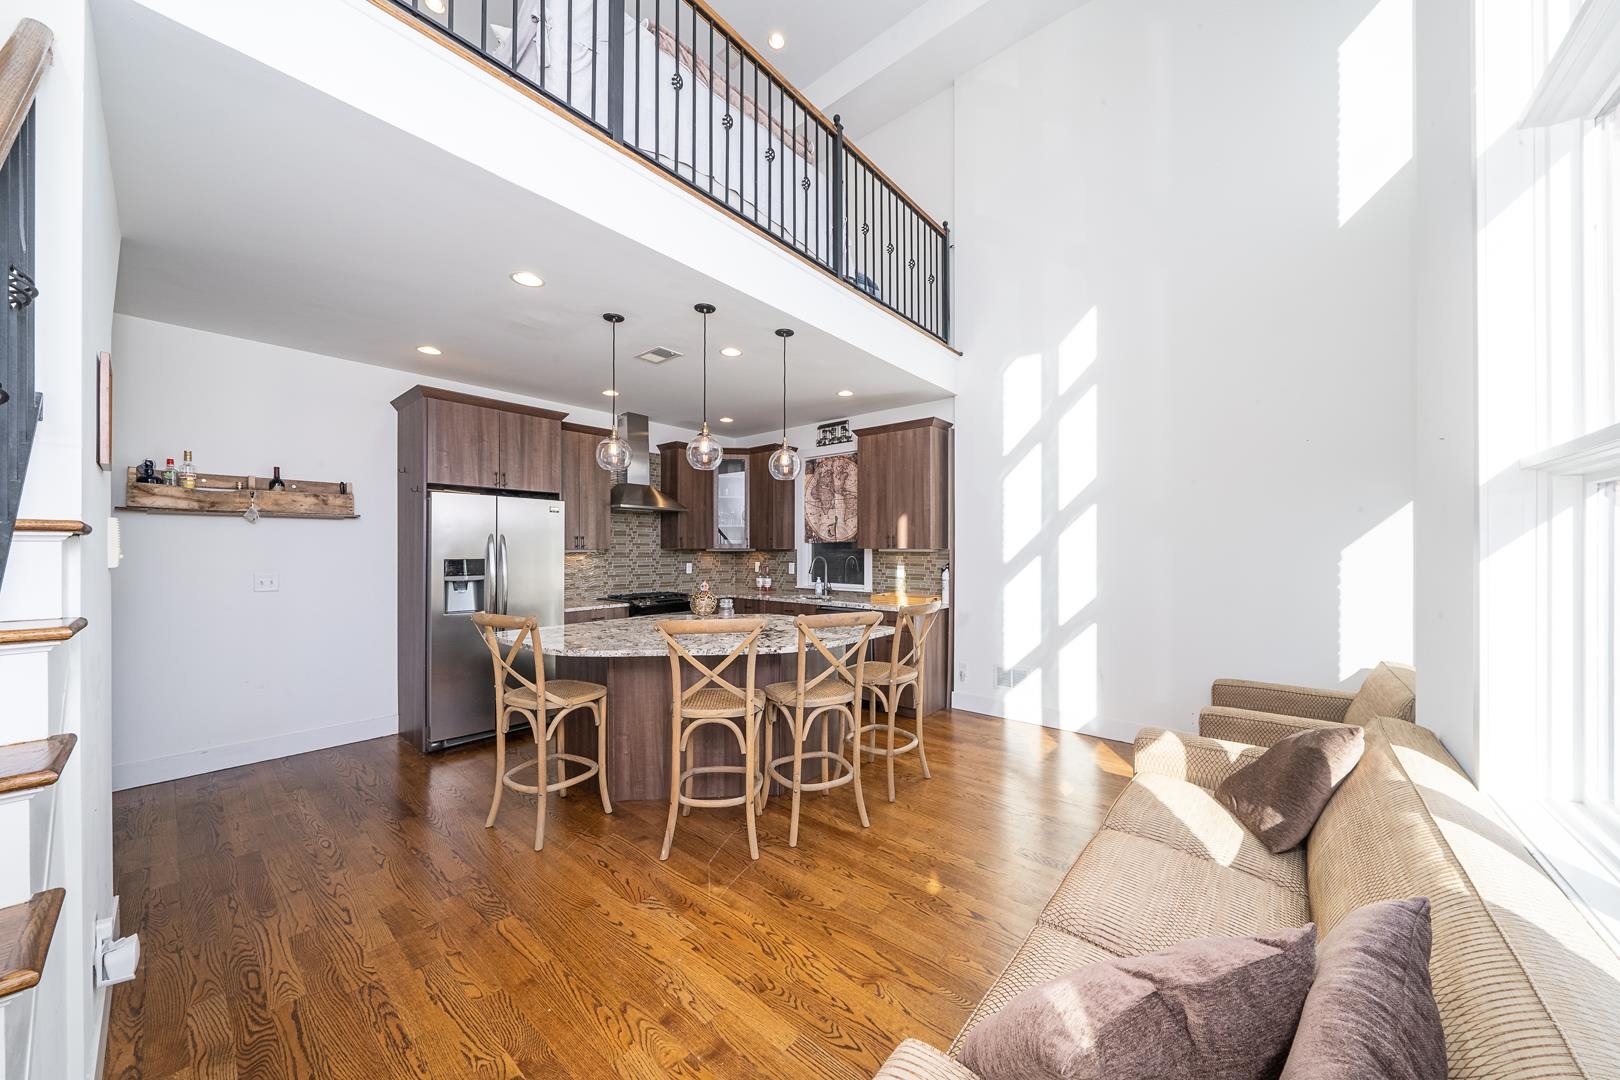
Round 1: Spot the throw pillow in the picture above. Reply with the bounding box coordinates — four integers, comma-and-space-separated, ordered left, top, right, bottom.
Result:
1216, 725, 1365, 853
1343, 662, 1416, 726
1280, 897, 1446, 1079
958, 924, 1318, 1080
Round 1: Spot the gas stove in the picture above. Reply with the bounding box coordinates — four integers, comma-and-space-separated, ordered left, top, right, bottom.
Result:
600, 590, 691, 616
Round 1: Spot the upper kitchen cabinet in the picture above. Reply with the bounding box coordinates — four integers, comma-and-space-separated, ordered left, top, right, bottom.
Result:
713, 455, 750, 550
854, 417, 952, 551
657, 441, 715, 549
745, 445, 796, 550
393, 386, 565, 495
560, 423, 613, 551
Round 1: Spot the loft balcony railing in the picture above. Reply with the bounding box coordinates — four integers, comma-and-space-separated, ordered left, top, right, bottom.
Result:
382, 0, 952, 344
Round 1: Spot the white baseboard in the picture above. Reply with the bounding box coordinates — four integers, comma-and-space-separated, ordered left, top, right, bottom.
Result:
112, 714, 399, 790
949, 692, 1163, 747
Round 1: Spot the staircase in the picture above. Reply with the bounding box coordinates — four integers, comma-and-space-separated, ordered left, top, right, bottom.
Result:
0, 520, 85, 1078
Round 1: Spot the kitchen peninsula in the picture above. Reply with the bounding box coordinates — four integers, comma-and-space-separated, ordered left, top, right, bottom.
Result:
527, 613, 895, 800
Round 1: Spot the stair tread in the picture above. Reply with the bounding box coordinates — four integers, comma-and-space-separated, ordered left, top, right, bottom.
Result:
0, 734, 76, 795
12, 519, 91, 535
0, 616, 88, 646
0, 888, 65, 999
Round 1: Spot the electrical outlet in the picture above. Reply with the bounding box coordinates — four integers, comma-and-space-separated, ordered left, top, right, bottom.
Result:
787, 561, 796, 576
957, 662, 968, 684
253, 573, 279, 593
684, 562, 694, 574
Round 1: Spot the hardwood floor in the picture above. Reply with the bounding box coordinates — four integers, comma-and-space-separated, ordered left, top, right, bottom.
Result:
105, 710, 1132, 1080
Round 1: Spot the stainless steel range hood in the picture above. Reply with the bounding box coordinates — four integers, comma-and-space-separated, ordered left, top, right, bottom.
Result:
609, 412, 686, 513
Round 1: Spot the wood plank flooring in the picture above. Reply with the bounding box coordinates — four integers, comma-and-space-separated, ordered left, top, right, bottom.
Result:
105, 710, 1132, 1080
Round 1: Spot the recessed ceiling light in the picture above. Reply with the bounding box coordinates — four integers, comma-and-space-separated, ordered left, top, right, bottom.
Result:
425, 0, 446, 11
719, 416, 734, 423
767, 30, 786, 49
417, 345, 442, 356
720, 346, 742, 358
837, 389, 854, 397
510, 270, 545, 288
602, 389, 620, 397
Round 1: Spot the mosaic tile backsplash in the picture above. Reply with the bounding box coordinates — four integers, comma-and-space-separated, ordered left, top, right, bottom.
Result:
563, 454, 949, 602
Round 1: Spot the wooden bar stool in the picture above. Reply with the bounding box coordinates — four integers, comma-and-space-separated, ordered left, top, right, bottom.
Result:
655, 617, 767, 861
854, 601, 943, 802
762, 610, 883, 847
474, 613, 611, 850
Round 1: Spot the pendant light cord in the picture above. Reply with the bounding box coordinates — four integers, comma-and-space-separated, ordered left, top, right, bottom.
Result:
701, 309, 709, 423
610, 319, 618, 428
781, 333, 789, 439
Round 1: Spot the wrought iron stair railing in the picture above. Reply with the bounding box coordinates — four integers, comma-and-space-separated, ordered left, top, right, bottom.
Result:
382, 0, 952, 344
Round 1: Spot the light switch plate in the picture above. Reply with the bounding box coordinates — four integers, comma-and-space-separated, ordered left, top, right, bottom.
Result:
253, 573, 279, 593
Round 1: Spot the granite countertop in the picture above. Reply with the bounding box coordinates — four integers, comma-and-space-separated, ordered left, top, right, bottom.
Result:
505, 612, 894, 659
563, 600, 631, 613
724, 589, 949, 613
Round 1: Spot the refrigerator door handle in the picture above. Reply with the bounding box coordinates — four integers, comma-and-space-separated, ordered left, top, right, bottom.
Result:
498, 533, 510, 613
484, 532, 496, 613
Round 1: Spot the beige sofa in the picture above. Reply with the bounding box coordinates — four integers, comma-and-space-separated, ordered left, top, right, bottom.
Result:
874, 671, 1620, 1079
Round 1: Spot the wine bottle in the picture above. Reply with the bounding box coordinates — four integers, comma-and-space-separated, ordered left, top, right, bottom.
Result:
179, 450, 197, 490
267, 466, 286, 491
163, 458, 177, 486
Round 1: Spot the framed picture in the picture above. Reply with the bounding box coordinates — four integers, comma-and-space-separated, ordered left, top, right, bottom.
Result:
96, 351, 112, 469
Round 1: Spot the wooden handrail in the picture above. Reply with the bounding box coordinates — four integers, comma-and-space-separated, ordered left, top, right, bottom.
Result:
0, 889, 64, 999
0, 18, 52, 166
0, 734, 76, 796
0, 616, 88, 647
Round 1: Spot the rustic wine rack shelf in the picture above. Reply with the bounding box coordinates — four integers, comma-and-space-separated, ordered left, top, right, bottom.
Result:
122, 468, 358, 520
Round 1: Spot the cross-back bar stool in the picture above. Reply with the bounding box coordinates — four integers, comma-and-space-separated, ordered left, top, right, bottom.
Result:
655, 617, 768, 861
762, 610, 883, 847
473, 612, 611, 850
854, 600, 944, 802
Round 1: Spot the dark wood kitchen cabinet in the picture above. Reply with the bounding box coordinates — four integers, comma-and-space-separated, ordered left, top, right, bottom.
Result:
744, 444, 797, 550
854, 417, 952, 551
657, 441, 715, 549
394, 386, 564, 495
560, 423, 613, 551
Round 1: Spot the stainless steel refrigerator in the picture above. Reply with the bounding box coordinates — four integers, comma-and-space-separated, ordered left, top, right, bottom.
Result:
426, 490, 564, 749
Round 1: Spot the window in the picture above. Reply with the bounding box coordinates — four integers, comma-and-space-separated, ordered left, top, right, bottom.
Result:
1483, 0, 1620, 948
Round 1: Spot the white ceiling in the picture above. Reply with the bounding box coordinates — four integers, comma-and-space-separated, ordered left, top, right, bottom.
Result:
94, 0, 950, 438
710, 0, 935, 89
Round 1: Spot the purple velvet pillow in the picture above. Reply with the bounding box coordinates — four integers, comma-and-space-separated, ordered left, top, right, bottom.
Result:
957, 924, 1318, 1080
1215, 725, 1365, 853
1281, 897, 1446, 1079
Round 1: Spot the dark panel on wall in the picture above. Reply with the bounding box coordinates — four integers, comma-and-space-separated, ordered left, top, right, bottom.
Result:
0, 109, 37, 586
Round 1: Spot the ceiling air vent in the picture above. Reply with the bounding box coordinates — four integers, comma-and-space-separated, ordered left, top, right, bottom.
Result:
636, 346, 682, 364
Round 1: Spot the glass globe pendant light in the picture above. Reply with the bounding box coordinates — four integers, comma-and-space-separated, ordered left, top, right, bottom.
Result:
595, 313, 633, 473
685, 303, 724, 471
767, 328, 803, 481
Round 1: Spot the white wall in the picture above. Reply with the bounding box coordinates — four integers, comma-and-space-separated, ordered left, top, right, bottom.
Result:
0, 0, 121, 1075
949, 0, 1420, 744
855, 86, 955, 227
108, 317, 652, 790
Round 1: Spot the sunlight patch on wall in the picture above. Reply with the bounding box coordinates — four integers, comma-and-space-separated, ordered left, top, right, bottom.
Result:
1058, 504, 1098, 624
1056, 623, 1099, 730
1058, 385, 1098, 510
1003, 444, 1043, 562
1002, 556, 1043, 665
1337, 0, 1413, 225
1058, 308, 1098, 393
1338, 501, 1413, 680
1002, 352, 1043, 453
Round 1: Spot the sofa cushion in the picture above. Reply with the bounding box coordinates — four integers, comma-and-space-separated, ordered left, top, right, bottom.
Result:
1102, 772, 1307, 895
950, 926, 1119, 1054
1039, 831, 1310, 956
1342, 661, 1416, 726
1308, 718, 1620, 1077
1280, 897, 1446, 1080
957, 924, 1317, 1080
1215, 725, 1366, 853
